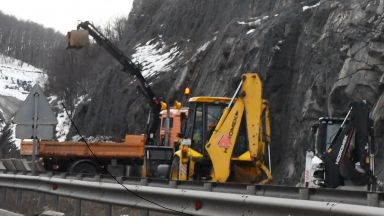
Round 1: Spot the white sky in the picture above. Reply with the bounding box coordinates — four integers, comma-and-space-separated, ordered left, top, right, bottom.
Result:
0, 0, 134, 34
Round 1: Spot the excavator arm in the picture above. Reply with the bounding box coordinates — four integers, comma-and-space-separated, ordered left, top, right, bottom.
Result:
205, 73, 272, 183
67, 21, 161, 141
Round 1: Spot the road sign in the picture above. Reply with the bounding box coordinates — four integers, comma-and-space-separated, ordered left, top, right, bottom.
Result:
15, 125, 55, 140
13, 84, 57, 139
14, 85, 57, 125
13, 84, 57, 175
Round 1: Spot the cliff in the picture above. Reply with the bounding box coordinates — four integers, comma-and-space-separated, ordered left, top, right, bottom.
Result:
71, 0, 384, 184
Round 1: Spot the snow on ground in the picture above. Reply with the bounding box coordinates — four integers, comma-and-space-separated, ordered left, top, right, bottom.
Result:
237, 15, 271, 35
132, 37, 181, 77
0, 54, 46, 101
0, 53, 95, 145
247, 29, 256, 35
303, 2, 321, 11
197, 39, 214, 53
47, 96, 70, 142
50, 94, 89, 142
190, 36, 218, 60
237, 19, 262, 27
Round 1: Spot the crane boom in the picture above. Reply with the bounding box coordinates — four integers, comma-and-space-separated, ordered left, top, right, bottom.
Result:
68, 21, 161, 141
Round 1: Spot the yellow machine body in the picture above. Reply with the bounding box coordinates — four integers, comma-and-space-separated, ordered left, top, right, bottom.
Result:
171, 73, 272, 184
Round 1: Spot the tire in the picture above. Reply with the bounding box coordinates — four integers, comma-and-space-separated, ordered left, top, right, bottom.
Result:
169, 156, 180, 180
71, 162, 98, 175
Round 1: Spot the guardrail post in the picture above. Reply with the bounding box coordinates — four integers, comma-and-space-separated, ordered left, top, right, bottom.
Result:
299, 188, 309, 200
367, 193, 379, 207
104, 203, 112, 216
140, 178, 148, 186
74, 199, 81, 216
0, 187, 5, 203
16, 188, 22, 208
169, 181, 177, 188
203, 182, 212, 191
53, 195, 59, 210
93, 174, 101, 182
246, 185, 256, 195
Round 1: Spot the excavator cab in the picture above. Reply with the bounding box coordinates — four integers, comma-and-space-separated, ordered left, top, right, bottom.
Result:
314, 118, 345, 157
186, 97, 230, 155
169, 97, 230, 181
305, 118, 346, 187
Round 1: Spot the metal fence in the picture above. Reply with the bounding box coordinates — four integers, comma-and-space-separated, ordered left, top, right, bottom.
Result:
0, 172, 383, 216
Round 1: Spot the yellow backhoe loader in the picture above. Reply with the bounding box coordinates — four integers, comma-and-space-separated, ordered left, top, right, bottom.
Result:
169, 73, 272, 184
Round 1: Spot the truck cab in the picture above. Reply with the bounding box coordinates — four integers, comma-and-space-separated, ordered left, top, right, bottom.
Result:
159, 107, 188, 148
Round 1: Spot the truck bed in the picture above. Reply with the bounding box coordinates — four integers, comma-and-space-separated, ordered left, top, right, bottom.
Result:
20, 135, 145, 158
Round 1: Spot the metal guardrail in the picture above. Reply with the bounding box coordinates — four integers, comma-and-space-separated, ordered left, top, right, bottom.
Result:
0, 172, 383, 216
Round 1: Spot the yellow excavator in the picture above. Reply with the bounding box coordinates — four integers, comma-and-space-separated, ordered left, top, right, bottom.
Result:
169, 73, 272, 184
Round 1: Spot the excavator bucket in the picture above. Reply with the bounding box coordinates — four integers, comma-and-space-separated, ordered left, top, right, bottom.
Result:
66, 30, 90, 49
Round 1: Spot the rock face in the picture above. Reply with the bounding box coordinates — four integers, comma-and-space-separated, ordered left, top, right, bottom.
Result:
71, 0, 384, 184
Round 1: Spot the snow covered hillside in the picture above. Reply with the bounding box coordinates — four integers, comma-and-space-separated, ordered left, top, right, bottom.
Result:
0, 54, 47, 120
0, 54, 87, 144
132, 37, 181, 78
0, 54, 48, 147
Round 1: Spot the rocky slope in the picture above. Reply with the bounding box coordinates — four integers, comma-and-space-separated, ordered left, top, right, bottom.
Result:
71, 0, 384, 184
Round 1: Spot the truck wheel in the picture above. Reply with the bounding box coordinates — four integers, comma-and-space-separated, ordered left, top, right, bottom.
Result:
169, 156, 180, 180
71, 162, 98, 175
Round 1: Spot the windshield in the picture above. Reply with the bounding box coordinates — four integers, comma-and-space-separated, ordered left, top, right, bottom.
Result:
186, 102, 226, 154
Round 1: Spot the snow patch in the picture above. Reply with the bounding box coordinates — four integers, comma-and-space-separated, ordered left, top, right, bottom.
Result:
196, 36, 217, 54
303, 2, 321, 11
71, 135, 113, 142
237, 15, 271, 33
246, 29, 256, 35
132, 38, 181, 78
237, 19, 261, 27
197, 41, 212, 53
0, 54, 46, 101
52, 94, 88, 142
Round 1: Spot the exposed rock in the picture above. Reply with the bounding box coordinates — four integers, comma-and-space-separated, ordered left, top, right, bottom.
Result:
70, 0, 384, 185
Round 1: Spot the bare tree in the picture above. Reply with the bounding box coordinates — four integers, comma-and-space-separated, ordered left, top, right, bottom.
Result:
0, 123, 19, 158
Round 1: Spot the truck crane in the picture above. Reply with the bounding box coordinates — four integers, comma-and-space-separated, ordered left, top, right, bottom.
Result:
20, 21, 182, 177
168, 73, 273, 184
304, 101, 377, 190
67, 21, 161, 143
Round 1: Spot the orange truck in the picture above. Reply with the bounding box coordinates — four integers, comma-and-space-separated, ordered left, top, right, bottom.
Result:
21, 135, 146, 175
20, 106, 187, 177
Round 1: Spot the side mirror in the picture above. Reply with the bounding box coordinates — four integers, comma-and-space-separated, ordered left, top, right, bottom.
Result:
66, 30, 90, 49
